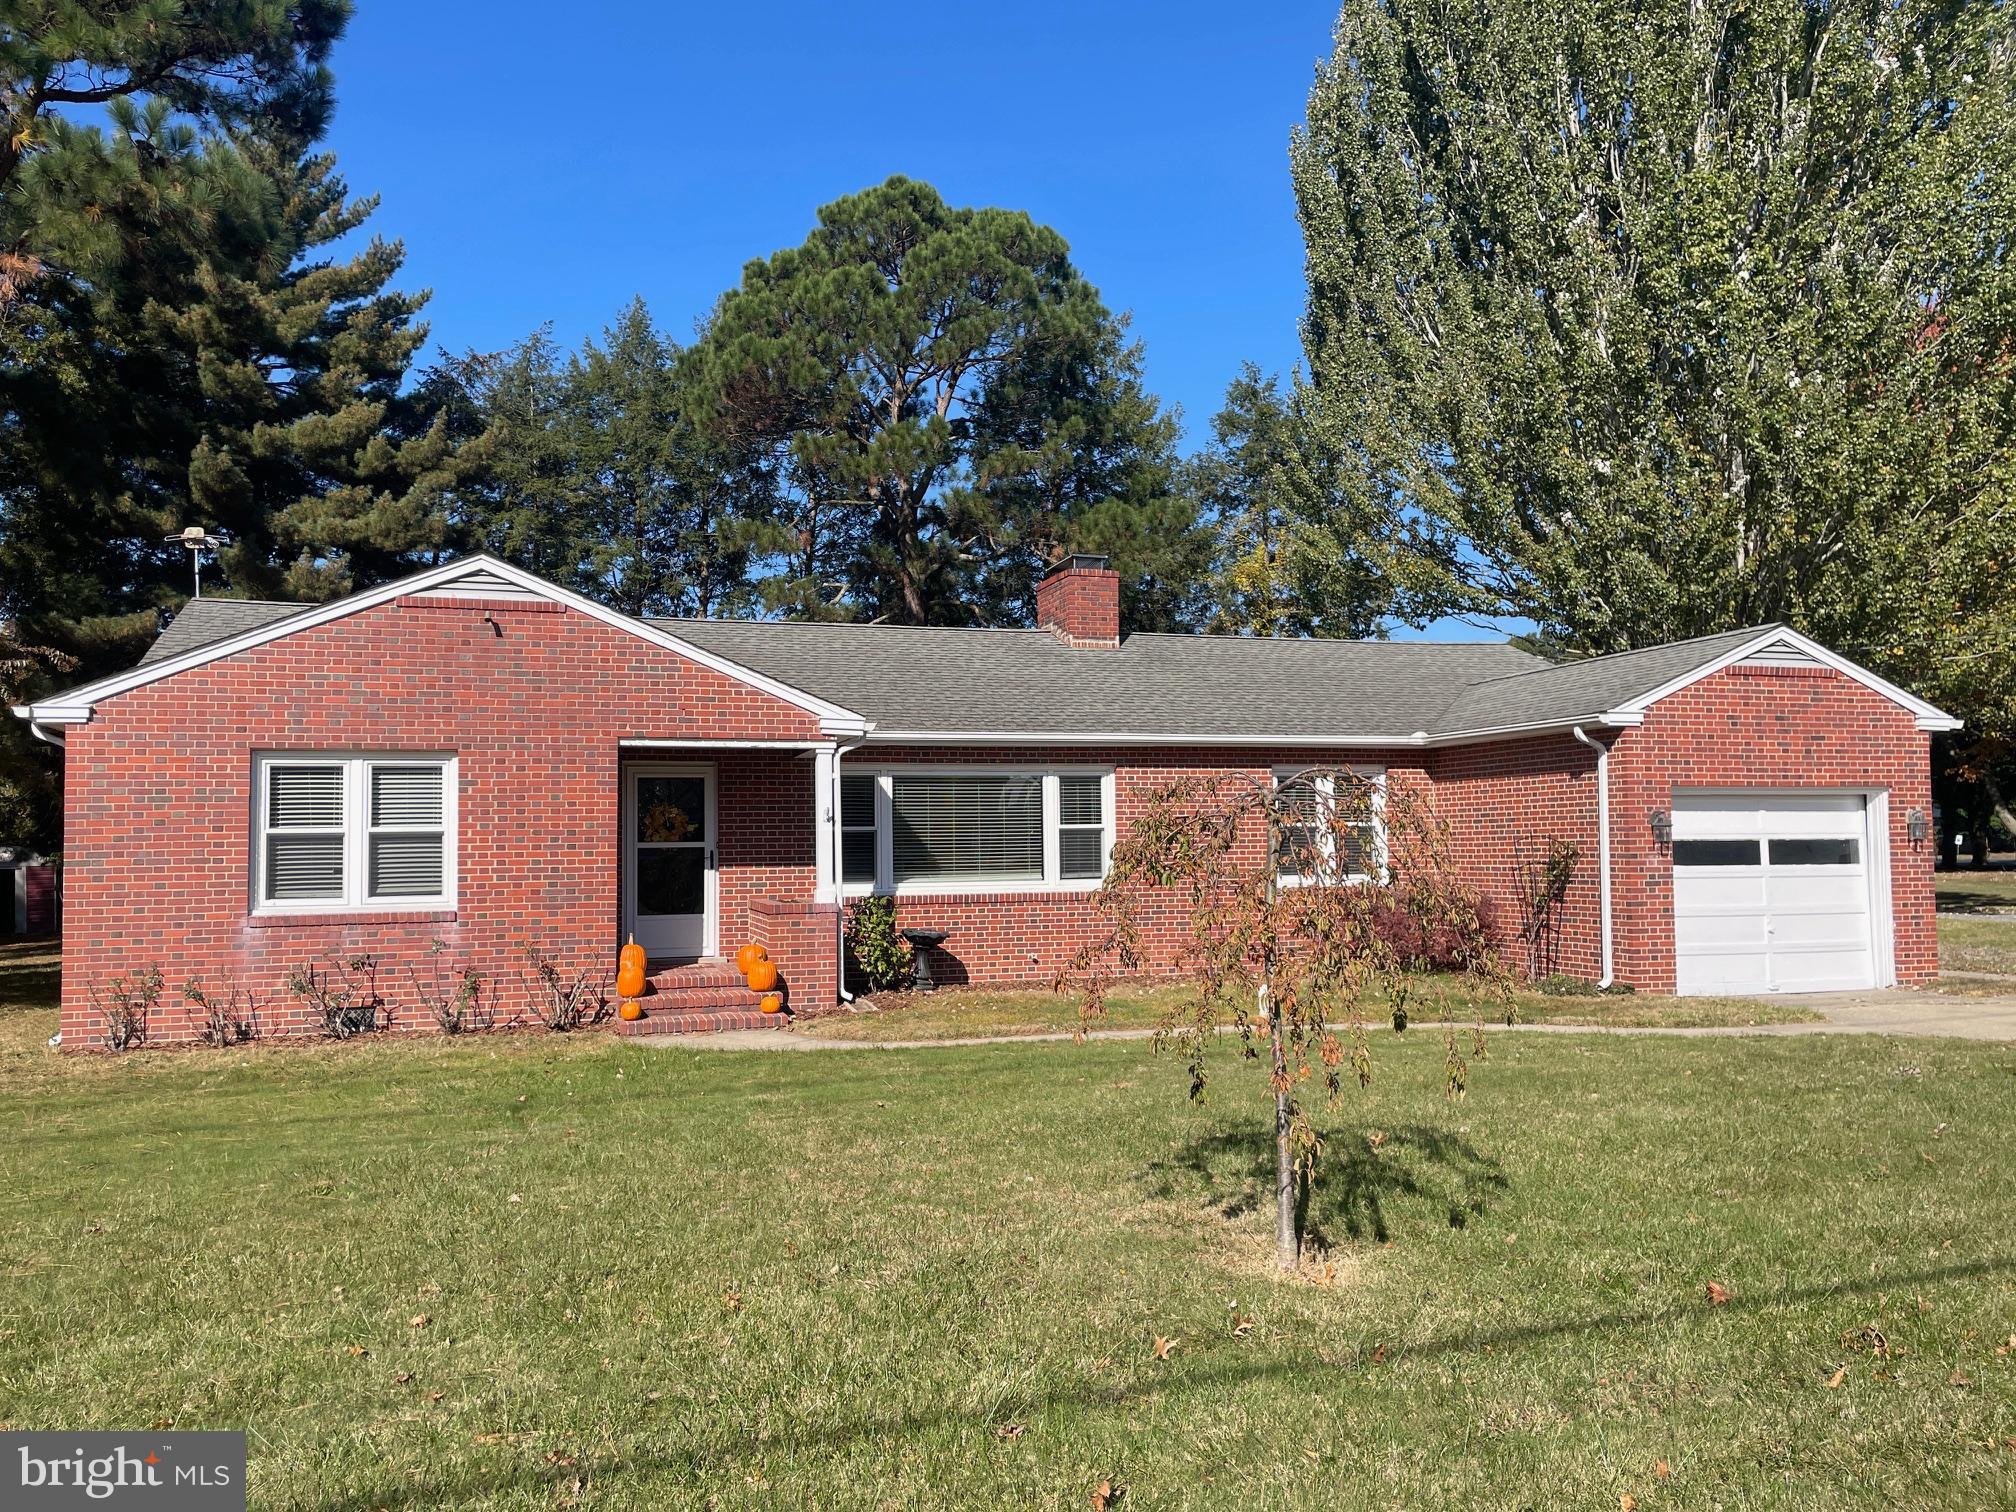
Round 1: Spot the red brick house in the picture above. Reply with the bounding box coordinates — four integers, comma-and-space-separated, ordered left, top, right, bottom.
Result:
12, 553, 1959, 1046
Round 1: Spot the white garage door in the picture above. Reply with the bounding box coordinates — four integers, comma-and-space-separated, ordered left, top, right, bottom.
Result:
1672, 793, 1877, 995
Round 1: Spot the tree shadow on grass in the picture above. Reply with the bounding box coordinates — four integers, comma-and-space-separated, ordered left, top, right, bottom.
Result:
0, 937, 60, 1014
1141, 1120, 1509, 1245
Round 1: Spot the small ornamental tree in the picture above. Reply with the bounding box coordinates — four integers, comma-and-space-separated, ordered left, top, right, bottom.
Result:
1065, 767, 1508, 1271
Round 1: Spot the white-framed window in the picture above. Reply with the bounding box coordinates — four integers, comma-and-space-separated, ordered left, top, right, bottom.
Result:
254, 753, 457, 913
840, 773, 878, 885
1273, 764, 1385, 887
838, 765, 1115, 895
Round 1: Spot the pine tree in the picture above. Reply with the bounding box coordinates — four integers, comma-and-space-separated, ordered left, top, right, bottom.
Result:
1, 0, 348, 193
437, 304, 780, 618
680, 176, 1204, 627
1192, 365, 1396, 638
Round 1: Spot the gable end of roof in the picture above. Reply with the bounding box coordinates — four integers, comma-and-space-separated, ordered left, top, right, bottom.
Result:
14, 556, 872, 734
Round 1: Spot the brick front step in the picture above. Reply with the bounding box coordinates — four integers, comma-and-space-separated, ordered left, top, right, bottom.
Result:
622, 959, 789, 1029
646, 958, 750, 991
612, 1008, 789, 1037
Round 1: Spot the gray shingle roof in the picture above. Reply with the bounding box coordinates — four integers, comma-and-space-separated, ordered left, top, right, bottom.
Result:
1428, 625, 1780, 735
655, 619, 1551, 739
138, 598, 309, 665
132, 595, 1785, 741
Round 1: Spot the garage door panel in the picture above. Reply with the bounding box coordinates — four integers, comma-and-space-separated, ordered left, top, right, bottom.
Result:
1676, 950, 1770, 995
1767, 949, 1873, 993
1767, 912, 1869, 948
1675, 911, 1770, 948
1766, 872, 1866, 910
1671, 792, 1876, 995
1674, 794, 1863, 838
1674, 873, 1768, 909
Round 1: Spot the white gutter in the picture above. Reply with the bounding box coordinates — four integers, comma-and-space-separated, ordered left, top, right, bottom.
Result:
1570, 725, 1614, 988
856, 715, 1642, 750
830, 737, 866, 1002
26, 720, 66, 750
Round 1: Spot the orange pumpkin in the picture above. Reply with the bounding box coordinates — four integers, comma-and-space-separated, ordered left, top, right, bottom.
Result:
758, 992, 784, 1015
735, 942, 768, 976
616, 935, 648, 1001
746, 958, 779, 993
619, 999, 645, 1022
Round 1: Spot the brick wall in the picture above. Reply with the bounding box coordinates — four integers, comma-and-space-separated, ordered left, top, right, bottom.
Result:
1426, 733, 1603, 980
1608, 664, 1937, 991
851, 745, 1425, 986
57, 596, 1938, 1046
60, 594, 825, 1047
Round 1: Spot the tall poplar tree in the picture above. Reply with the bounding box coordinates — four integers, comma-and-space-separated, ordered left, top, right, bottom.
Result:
1290, 0, 2016, 820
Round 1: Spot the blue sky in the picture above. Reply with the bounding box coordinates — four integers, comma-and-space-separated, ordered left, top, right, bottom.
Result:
328, 0, 1339, 444
324, 1, 1507, 641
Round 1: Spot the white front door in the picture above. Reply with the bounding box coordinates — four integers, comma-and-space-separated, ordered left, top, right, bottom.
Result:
623, 764, 717, 959
1672, 793, 1877, 995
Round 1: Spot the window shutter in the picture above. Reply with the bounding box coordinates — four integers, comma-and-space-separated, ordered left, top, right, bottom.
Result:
891, 774, 1043, 884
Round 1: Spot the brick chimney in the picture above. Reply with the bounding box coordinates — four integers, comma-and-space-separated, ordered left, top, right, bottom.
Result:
1035, 554, 1121, 648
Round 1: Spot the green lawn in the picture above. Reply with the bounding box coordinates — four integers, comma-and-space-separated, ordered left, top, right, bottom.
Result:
1937, 868, 2016, 915
806, 976, 1823, 1042
3, 943, 2015, 1508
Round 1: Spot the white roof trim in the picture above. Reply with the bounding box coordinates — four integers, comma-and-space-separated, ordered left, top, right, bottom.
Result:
11, 555, 874, 735
857, 713, 1645, 749
1605, 626, 1962, 732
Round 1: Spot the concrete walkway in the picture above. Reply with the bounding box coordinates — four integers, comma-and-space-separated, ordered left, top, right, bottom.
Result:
637, 987, 2016, 1052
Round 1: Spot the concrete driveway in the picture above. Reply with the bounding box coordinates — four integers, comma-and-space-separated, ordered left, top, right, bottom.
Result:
1771, 987, 2016, 1041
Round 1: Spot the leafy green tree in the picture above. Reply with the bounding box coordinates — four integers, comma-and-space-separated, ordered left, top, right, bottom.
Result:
1289, 0, 2016, 759
681, 176, 1205, 627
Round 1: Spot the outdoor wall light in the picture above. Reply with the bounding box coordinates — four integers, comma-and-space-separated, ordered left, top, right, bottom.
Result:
1906, 806, 1929, 846
1648, 809, 1673, 848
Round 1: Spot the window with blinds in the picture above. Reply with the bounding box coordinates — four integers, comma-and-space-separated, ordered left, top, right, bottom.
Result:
1273, 766, 1384, 886
840, 774, 878, 884
1058, 774, 1106, 879
839, 768, 1111, 892
892, 774, 1043, 884
256, 754, 454, 911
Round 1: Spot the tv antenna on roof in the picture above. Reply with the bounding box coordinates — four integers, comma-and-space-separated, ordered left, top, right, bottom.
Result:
163, 526, 228, 598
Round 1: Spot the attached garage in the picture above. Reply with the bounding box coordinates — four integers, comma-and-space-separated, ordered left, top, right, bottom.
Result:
1671, 793, 1887, 995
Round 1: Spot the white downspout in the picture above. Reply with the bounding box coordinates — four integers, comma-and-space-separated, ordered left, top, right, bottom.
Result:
1571, 725, 1614, 989
829, 738, 866, 1002
28, 721, 67, 750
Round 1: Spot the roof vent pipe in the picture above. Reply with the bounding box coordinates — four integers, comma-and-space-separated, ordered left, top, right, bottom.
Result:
1570, 725, 1614, 989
